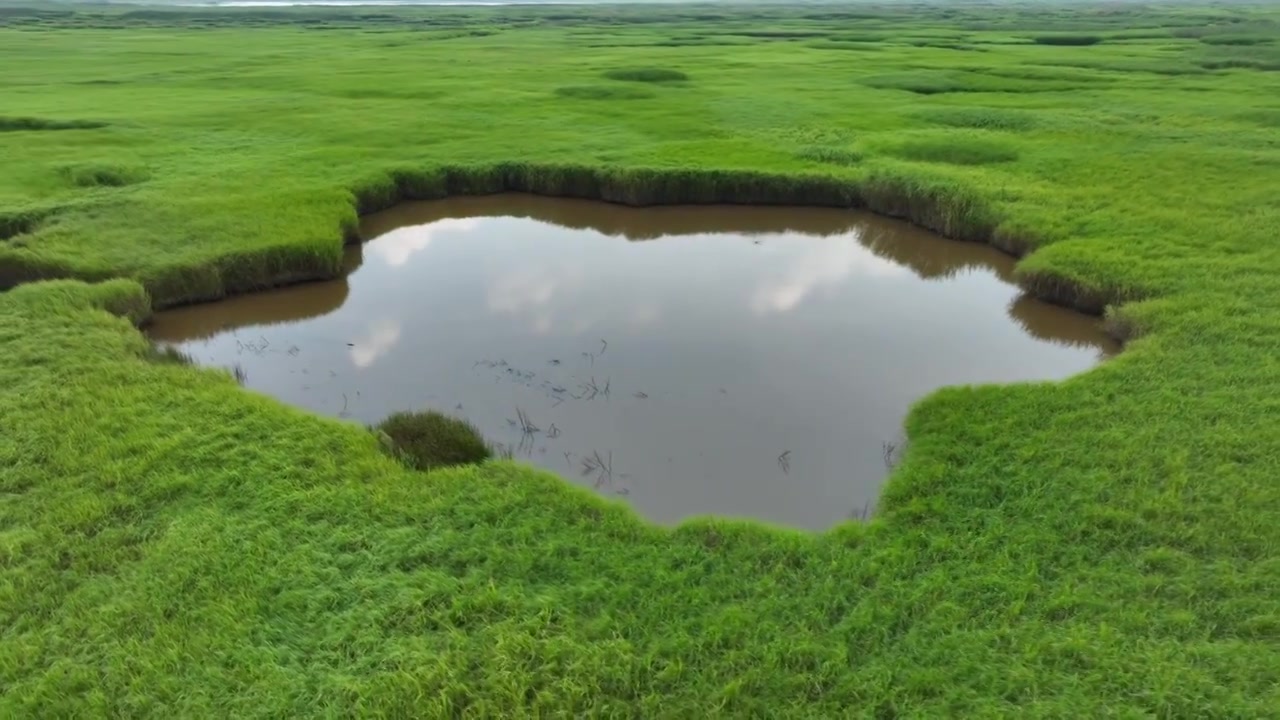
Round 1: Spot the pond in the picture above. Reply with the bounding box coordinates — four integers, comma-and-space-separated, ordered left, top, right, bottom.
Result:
148, 194, 1118, 529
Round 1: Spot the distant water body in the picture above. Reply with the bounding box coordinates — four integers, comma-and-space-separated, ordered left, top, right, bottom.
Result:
186, 1, 601, 6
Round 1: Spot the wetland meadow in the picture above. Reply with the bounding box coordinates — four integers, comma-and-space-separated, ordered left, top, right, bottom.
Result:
3, 1, 1280, 714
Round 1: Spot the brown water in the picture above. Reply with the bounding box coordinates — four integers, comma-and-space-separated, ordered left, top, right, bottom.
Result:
148, 194, 1117, 529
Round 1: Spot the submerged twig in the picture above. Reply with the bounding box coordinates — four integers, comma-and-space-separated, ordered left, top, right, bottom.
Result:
573, 376, 611, 401
778, 450, 792, 475
882, 440, 905, 470
581, 450, 615, 489
516, 407, 540, 435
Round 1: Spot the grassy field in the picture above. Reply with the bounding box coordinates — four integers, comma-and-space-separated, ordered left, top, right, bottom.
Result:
4, 1, 1280, 714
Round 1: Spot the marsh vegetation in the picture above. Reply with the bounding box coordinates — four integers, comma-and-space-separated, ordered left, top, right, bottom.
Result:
3, 1, 1280, 715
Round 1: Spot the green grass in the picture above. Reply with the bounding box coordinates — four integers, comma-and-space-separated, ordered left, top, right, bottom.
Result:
3, 1, 1280, 715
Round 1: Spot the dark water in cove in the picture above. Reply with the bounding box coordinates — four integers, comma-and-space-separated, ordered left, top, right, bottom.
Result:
148, 194, 1117, 529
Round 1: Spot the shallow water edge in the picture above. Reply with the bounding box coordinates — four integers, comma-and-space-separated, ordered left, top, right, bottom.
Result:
149, 194, 1118, 528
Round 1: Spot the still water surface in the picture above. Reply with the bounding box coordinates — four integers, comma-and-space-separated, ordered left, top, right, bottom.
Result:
148, 195, 1117, 529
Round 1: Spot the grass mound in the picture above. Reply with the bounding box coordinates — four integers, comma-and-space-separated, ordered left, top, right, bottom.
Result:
1032, 34, 1103, 46
0, 115, 106, 131
555, 85, 654, 100
602, 67, 688, 82
375, 410, 492, 471
59, 163, 150, 188
916, 107, 1036, 131
887, 136, 1019, 165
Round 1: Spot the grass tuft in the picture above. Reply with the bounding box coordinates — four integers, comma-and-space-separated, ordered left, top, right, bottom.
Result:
555, 85, 655, 100
1201, 59, 1280, 71
375, 410, 492, 471
0, 115, 107, 132
1032, 34, 1103, 46
862, 71, 969, 95
1200, 34, 1274, 46
0, 208, 55, 241
916, 107, 1036, 131
886, 136, 1019, 165
1237, 109, 1280, 126
795, 145, 863, 166
602, 67, 688, 82
59, 163, 150, 188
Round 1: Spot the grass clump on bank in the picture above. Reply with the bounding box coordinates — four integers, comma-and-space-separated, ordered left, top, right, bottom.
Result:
3, 1, 1280, 715
375, 410, 491, 471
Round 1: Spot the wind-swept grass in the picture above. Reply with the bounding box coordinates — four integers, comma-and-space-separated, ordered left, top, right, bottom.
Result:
3, 1, 1280, 715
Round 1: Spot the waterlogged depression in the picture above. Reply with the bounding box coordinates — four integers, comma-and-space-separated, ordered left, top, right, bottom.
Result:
148, 195, 1117, 528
